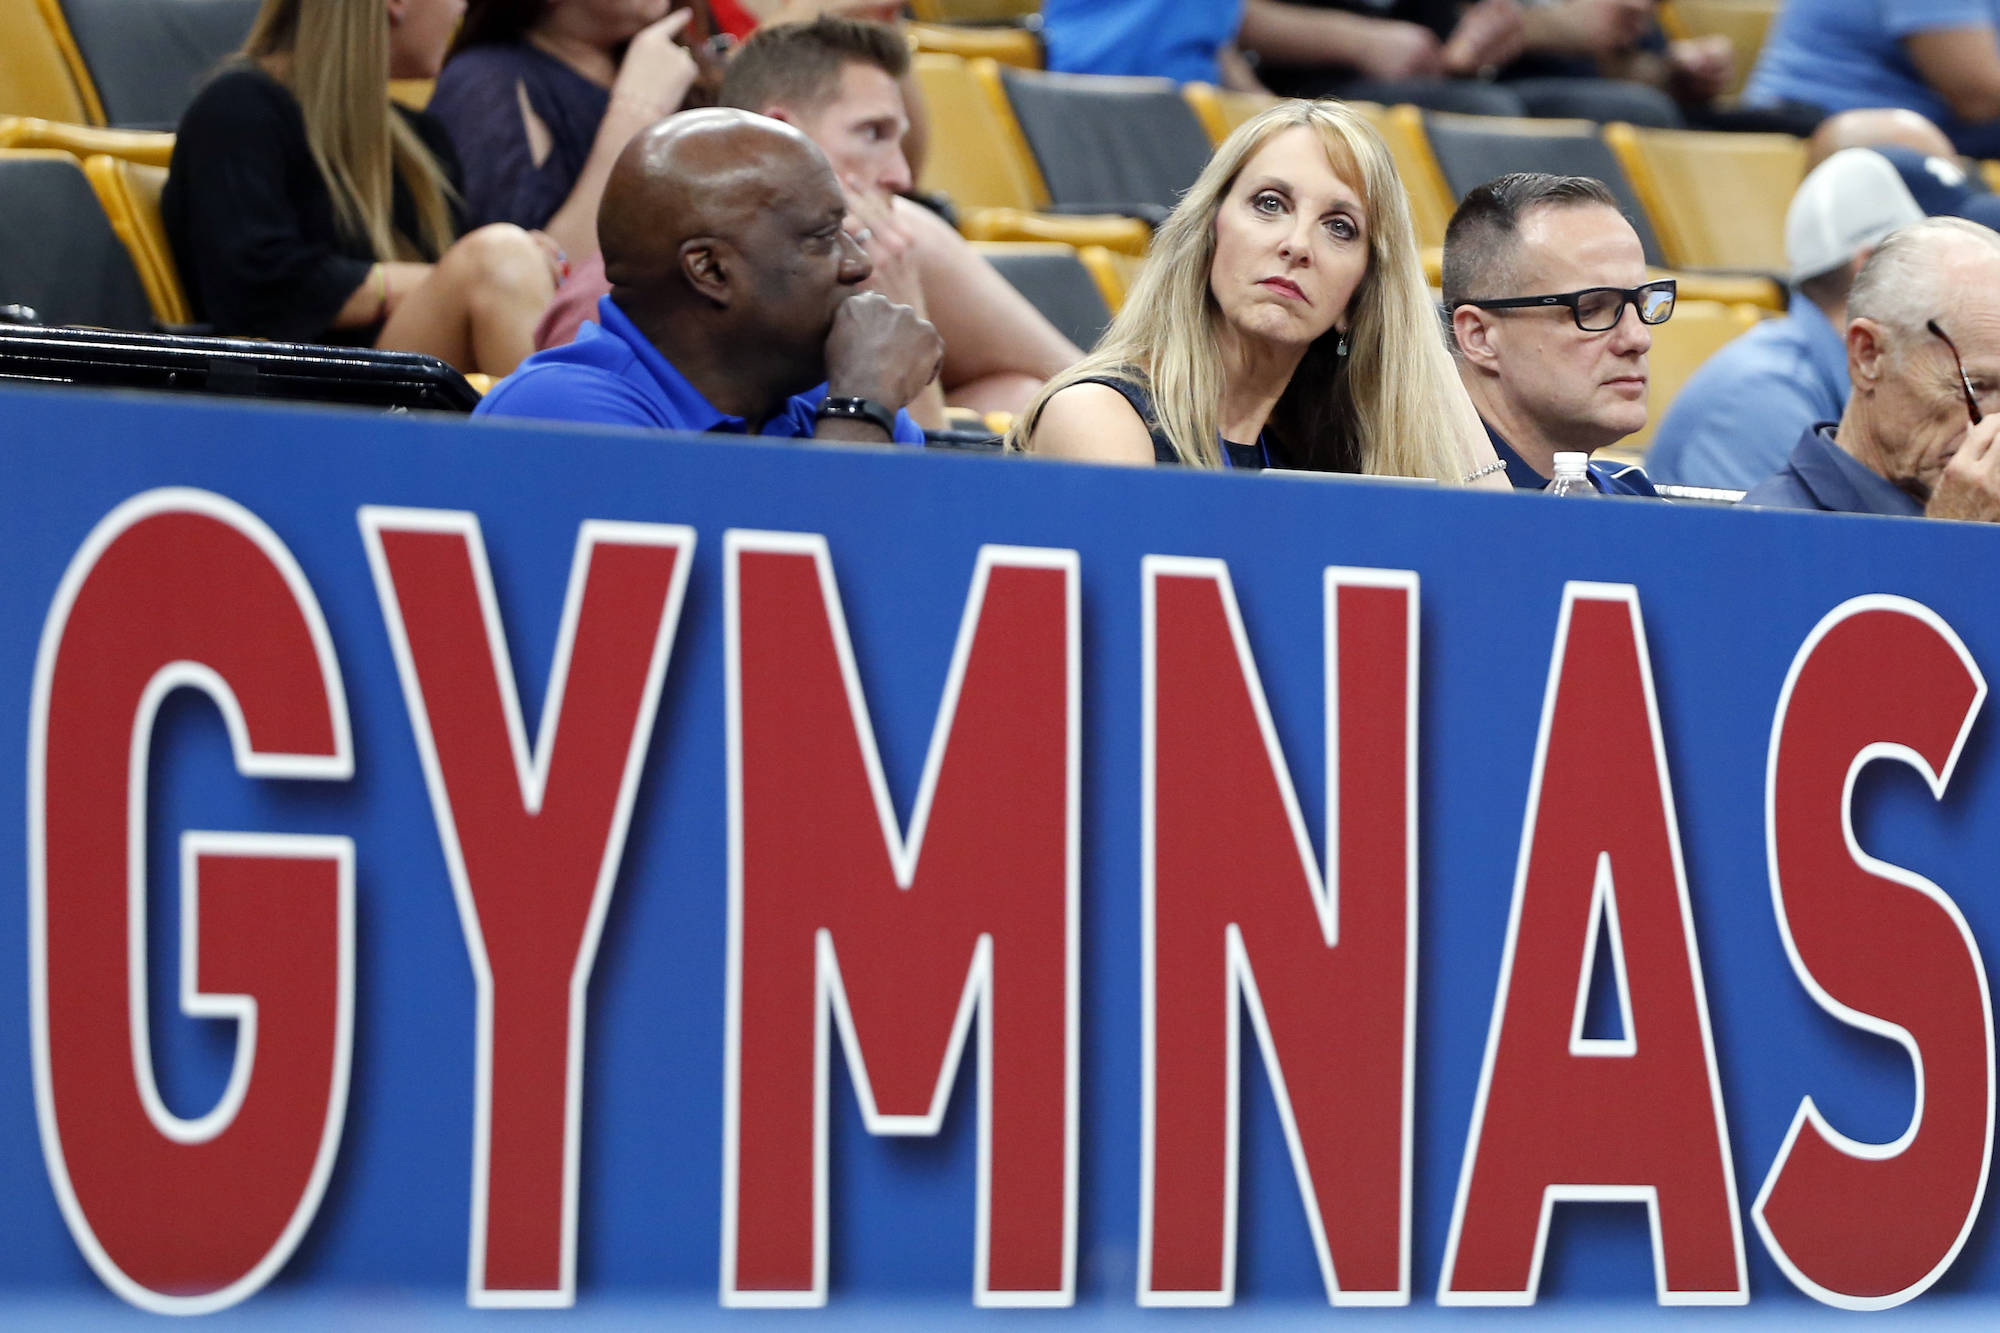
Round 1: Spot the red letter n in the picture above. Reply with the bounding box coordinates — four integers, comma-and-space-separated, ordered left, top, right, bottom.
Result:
1441, 583, 1745, 1306
723, 534, 1077, 1307
1142, 559, 1416, 1306
32, 488, 353, 1314
1754, 595, 1991, 1309
361, 509, 694, 1307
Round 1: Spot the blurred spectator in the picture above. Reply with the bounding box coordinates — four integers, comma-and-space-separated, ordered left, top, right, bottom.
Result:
164, 0, 563, 374
428, 0, 698, 263
1240, 0, 1683, 125
1743, 218, 2000, 520
1647, 146, 2000, 488
1806, 107, 1957, 169
1041, 0, 1261, 89
1011, 100, 1503, 484
1746, 0, 2000, 158
1445, 174, 1662, 493
477, 110, 939, 441
538, 17, 1080, 426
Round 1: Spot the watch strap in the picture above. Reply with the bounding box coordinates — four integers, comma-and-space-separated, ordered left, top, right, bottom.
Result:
816, 394, 898, 439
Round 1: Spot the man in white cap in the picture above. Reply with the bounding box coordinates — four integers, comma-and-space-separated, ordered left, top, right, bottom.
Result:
1646, 145, 2000, 489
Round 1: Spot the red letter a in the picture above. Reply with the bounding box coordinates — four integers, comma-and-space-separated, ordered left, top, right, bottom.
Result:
1440, 583, 1745, 1306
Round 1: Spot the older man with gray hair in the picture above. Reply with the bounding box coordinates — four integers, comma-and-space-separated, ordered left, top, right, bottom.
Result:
1743, 217, 2000, 520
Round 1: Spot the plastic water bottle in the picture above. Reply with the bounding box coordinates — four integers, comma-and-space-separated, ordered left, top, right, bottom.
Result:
1547, 452, 1596, 497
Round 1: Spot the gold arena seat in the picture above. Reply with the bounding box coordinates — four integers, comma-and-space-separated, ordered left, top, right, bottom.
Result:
909, 22, 1041, 69
1604, 122, 1803, 275
0, 115, 172, 165
912, 54, 1150, 254
389, 78, 435, 110
2, 0, 96, 121
906, 0, 1040, 22
1181, 83, 1278, 147
81, 152, 189, 325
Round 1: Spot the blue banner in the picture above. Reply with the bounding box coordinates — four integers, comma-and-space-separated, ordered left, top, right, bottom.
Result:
3, 384, 1999, 1317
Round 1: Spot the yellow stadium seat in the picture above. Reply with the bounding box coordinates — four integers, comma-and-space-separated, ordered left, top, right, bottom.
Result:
1657, 0, 1778, 99
1182, 83, 1278, 147
1, 0, 96, 121
1610, 299, 1764, 457
1074, 244, 1130, 312
906, 0, 1039, 21
1983, 160, 2000, 195
1364, 103, 1454, 251
389, 78, 435, 109
909, 22, 1041, 69
913, 54, 1150, 255
0, 115, 172, 165
463, 372, 494, 396
1604, 122, 1803, 274
81, 153, 189, 325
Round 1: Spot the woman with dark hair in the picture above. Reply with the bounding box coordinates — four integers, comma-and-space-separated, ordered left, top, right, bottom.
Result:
164, 0, 565, 373
426, 0, 699, 262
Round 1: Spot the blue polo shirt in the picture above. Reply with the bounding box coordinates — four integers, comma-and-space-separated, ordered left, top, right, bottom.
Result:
1041, 0, 1243, 84
1483, 422, 1660, 496
1745, 0, 2000, 155
475, 297, 925, 444
1645, 297, 1847, 491
1740, 424, 1925, 515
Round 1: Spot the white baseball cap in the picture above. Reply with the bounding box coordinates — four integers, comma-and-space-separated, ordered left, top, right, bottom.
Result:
1785, 148, 1926, 285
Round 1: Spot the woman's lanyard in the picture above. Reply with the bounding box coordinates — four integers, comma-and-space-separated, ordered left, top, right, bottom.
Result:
1218, 433, 1272, 470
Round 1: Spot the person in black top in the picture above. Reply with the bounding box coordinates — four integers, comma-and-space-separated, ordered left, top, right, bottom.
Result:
1009, 99, 1503, 485
164, 0, 566, 374
427, 0, 698, 264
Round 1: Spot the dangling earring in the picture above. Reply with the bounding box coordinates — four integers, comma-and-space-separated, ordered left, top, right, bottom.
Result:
1335, 329, 1350, 359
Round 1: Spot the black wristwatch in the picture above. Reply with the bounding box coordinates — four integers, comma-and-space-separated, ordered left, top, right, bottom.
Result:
816, 395, 898, 440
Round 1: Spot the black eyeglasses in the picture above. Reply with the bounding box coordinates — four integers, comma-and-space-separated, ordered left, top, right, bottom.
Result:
1455, 279, 1677, 332
1927, 319, 1984, 427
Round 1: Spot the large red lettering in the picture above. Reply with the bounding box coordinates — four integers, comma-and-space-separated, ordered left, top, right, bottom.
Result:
1752, 595, 1991, 1308
31, 488, 354, 1313
723, 534, 1076, 1307
1141, 559, 1415, 1305
1441, 583, 1744, 1305
361, 509, 693, 1306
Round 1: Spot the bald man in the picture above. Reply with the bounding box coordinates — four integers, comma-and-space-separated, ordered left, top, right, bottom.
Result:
1806, 107, 1957, 170
476, 109, 941, 445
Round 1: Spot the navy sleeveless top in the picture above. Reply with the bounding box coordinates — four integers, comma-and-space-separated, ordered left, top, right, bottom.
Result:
1076, 374, 1272, 469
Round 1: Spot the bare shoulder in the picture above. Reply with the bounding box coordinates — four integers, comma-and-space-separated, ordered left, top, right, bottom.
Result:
1028, 381, 1158, 465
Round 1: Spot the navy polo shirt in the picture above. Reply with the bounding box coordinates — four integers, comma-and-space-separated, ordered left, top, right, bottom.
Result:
1483, 421, 1660, 496
1739, 424, 1925, 515
475, 296, 925, 444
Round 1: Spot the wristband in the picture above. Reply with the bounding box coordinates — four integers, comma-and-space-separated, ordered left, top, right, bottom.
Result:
816, 395, 898, 439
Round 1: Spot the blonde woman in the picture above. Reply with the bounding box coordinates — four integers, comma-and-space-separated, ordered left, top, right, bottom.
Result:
1011, 99, 1505, 484
164, 0, 564, 374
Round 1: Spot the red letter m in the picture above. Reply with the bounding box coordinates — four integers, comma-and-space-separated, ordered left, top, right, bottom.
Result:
723, 534, 1077, 1307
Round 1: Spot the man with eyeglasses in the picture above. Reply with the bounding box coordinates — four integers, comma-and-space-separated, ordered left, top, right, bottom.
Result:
1444, 173, 1665, 495
1741, 217, 2000, 520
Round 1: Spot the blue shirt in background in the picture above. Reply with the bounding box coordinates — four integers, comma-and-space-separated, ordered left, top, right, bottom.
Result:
1740, 424, 1925, 514
1041, 0, 1244, 84
1644, 296, 1848, 491
475, 297, 926, 444
1746, 0, 2000, 155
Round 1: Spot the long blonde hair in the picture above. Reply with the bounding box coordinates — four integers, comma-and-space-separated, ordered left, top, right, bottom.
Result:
1011, 99, 1487, 479
243, 0, 457, 262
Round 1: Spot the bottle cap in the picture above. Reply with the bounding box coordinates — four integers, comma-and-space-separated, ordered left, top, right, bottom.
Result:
1552, 452, 1590, 478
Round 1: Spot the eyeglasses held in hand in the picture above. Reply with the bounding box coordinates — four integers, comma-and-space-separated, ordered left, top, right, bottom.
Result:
1927, 318, 1984, 427
1455, 279, 1677, 332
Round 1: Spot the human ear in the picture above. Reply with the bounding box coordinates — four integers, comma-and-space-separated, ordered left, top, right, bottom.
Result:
681, 239, 730, 307
385, 0, 407, 24
1451, 305, 1499, 371
1847, 317, 1885, 390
